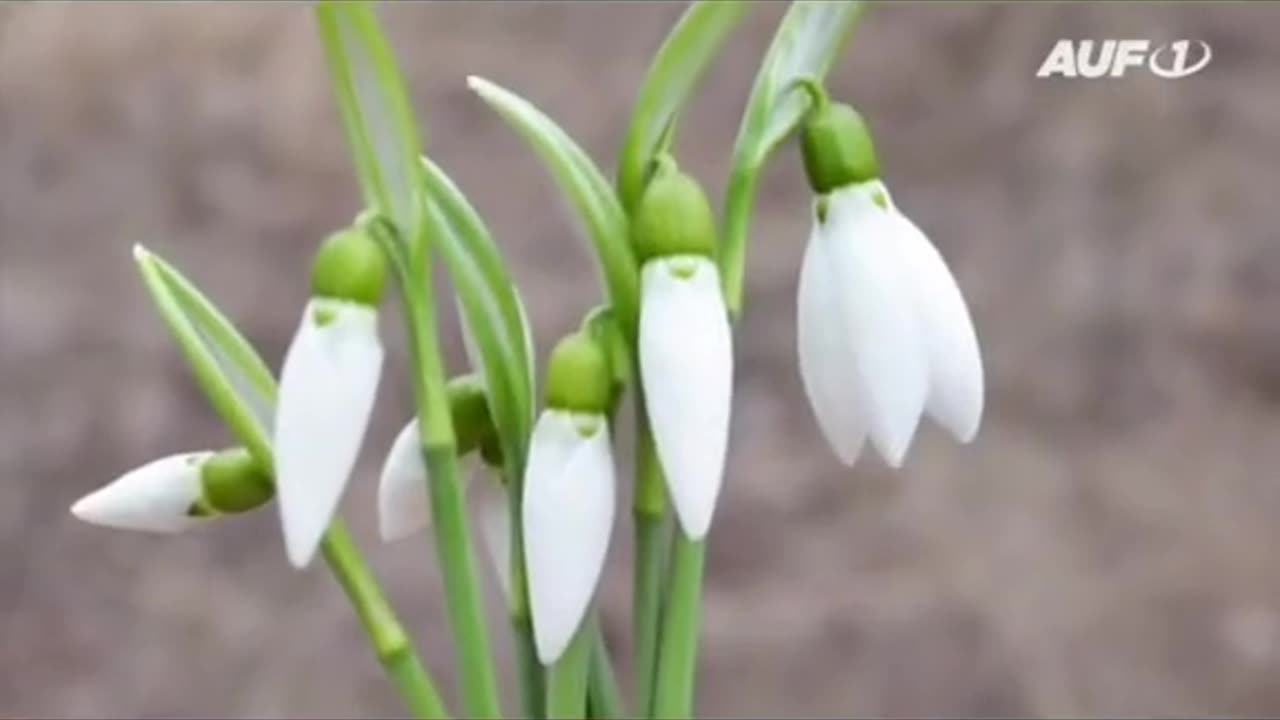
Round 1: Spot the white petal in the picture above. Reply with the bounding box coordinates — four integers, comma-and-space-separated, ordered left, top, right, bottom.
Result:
378, 419, 429, 542
887, 210, 985, 443
797, 220, 867, 465
522, 410, 616, 665
274, 299, 383, 568
638, 256, 733, 539
473, 477, 512, 602
71, 452, 213, 534
822, 184, 929, 467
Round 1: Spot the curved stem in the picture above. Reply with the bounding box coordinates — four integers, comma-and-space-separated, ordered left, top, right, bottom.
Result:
718, 160, 761, 320
321, 522, 449, 719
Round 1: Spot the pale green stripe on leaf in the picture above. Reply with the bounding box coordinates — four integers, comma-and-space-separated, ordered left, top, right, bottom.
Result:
133, 245, 276, 470
734, 1, 865, 168
315, 2, 426, 253
616, 0, 749, 211
418, 159, 535, 467
465, 75, 639, 342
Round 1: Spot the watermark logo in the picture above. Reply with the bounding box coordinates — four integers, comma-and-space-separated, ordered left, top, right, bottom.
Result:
1036, 39, 1212, 79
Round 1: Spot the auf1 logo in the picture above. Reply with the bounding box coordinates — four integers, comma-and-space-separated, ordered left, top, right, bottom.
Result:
1036, 39, 1213, 79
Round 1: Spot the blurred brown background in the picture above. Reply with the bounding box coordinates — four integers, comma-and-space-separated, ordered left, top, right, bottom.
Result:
3, 2, 1279, 717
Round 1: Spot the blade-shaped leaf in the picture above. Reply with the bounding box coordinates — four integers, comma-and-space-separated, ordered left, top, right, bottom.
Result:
316, 2, 426, 254
616, 1, 749, 211
734, 1, 865, 167
466, 76, 639, 342
720, 0, 865, 316
133, 245, 276, 470
419, 156, 536, 468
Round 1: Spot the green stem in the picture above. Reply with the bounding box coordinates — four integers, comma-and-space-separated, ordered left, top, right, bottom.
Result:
632, 408, 669, 717
587, 615, 625, 719
320, 521, 449, 719
650, 536, 706, 720
381, 213, 503, 719
422, 445, 504, 719
546, 621, 594, 719
513, 611, 545, 719
507, 454, 545, 718
718, 160, 760, 320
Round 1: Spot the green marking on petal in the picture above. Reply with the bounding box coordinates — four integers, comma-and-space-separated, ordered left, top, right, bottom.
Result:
668, 257, 699, 280
313, 306, 339, 327
573, 414, 602, 439
870, 187, 888, 210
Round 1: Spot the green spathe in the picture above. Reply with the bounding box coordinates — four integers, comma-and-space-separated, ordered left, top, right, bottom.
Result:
200, 447, 274, 514
310, 227, 388, 306
631, 157, 717, 262
545, 332, 612, 414
798, 80, 879, 194
447, 374, 496, 457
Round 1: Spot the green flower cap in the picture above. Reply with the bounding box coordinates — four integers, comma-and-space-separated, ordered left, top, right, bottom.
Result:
310, 226, 388, 307
545, 331, 612, 414
200, 447, 274, 515
631, 155, 717, 262
796, 79, 880, 194
447, 374, 496, 456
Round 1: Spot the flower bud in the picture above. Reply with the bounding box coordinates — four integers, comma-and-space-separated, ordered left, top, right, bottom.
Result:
797, 80, 880, 194
545, 331, 612, 414
583, 305, 629, 414
199, 447, 274, 514
447, 374, 495, 456
631, 156, 717, 262
310, 227, 388, 308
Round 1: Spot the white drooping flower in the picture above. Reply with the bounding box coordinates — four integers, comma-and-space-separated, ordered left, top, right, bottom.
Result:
377, 418, 432, 542
522, 331, 617, 665
273, 228, 386, 569
633, 159, 734, 541
796, 90, 984, 468
70, 447, 274, 534
522, 409, 615, 665
71, 452, 215, 534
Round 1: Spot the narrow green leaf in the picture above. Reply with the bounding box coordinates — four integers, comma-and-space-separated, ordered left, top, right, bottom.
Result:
419, 157, 535, 467
132, 245, 276, 470
466, 75, 639, 342
734, 1, 865, 168
720, 0, 866, 316
616, 1, 750, 211
315, 2, 427, 253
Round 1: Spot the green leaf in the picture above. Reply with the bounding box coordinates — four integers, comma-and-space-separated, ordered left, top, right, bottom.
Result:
132, 245, 277, 470
466, 75, 639, 343
616, 1, 750, 211
315, 2, 426, 255
419, 156, 535, 468
733, 1, 865, 169
720, 0, 866, 317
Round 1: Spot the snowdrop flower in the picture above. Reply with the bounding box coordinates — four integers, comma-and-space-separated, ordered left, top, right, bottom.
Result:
795, 82, 984, 468
273, 227, 387, 568
523, 331, 616, 665
634, 158, 733, 541
377, 375, 496, 542
71, 447, 273, 533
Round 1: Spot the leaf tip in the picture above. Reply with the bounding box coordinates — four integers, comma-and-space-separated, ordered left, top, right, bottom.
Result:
132, 243, 152, 262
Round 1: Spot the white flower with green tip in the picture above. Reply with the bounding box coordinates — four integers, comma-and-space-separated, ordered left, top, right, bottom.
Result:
273, 227, 387, 568
71, 447, 273, 533
796, 86, 985, 467
522, 332, 617, 665
634, 159, 734, 541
